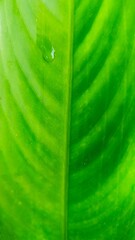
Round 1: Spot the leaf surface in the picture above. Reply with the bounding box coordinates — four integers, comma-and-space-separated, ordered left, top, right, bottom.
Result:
0, 0, 135, 239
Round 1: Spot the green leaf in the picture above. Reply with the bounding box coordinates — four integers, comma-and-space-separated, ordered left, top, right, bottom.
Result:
0, 0, 135, 239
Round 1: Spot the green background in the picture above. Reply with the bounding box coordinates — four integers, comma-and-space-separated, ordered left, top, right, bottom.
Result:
0, 0, 135, 239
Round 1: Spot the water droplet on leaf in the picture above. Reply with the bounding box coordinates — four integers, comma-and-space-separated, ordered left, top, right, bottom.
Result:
38, 37, 55, 63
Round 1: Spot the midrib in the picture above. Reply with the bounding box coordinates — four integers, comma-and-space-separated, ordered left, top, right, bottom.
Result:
64, 1, 74, 239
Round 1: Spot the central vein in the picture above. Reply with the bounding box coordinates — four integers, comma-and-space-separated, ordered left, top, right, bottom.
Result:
64, 1, 74, 239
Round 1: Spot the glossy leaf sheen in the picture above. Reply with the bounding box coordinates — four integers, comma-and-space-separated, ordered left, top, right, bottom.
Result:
0, 0, 135, 239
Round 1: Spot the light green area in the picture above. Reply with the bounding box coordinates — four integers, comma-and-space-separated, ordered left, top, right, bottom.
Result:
0, 0, 135, 239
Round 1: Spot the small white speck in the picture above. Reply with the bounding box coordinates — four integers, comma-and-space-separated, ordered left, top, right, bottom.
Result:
51, 47, 55, 59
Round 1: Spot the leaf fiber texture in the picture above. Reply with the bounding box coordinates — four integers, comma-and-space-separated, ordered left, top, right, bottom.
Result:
0, 0, 135, 239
